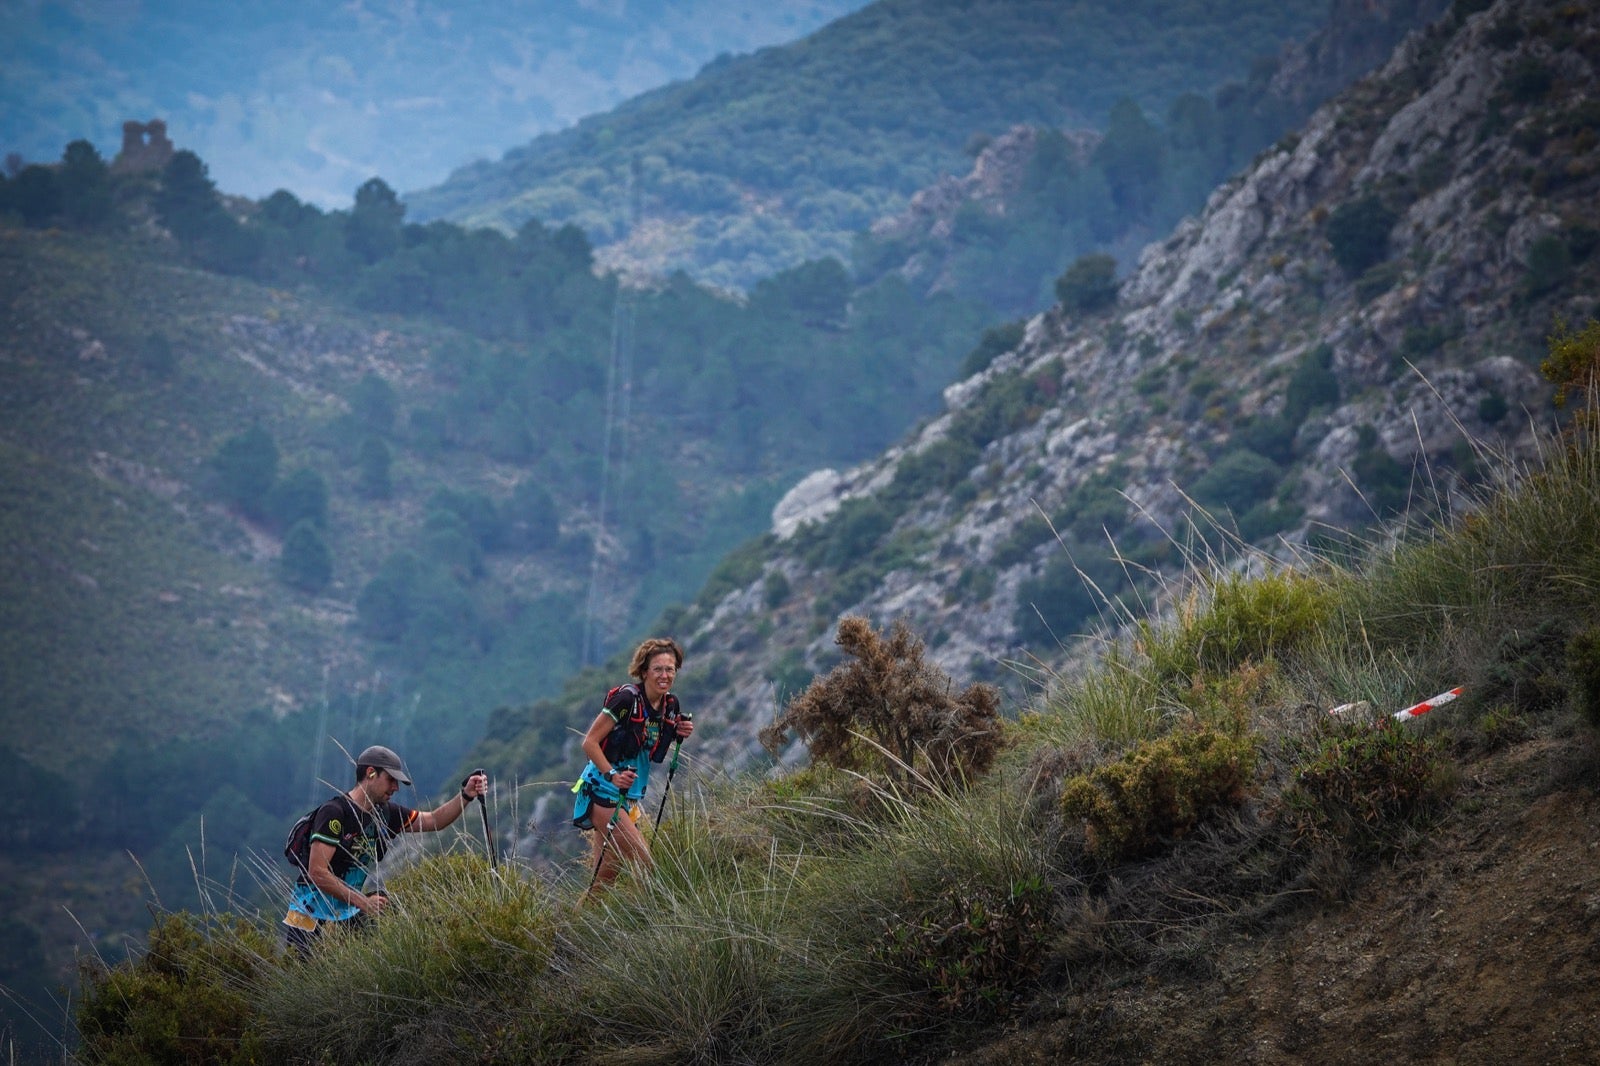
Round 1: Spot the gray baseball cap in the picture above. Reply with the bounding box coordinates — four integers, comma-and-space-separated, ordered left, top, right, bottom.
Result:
356, 744, 412, 786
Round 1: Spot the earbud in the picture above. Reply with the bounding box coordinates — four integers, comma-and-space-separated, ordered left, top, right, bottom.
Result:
368, 769, 377, 778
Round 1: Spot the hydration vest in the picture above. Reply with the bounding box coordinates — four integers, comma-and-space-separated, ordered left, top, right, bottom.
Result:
600, 683, 682, 764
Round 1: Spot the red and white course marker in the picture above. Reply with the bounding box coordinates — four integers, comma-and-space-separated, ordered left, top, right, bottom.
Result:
1390, 686, 1464, 722
1328, 686, 1465, 722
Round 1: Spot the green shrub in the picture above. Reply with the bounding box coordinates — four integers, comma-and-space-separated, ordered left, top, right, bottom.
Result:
421, 506, 484, 578
77, 912, 278, 1066
1014, 544, 1128, 648
1352, 441, 1411, 515
990, 512, 1051, 568
1278, 719, 1448, 855
888, 436, 983, 506
812, 563, 879, 619
1473, 619, 1571, 716
1059, 727, 1259, 863
959, 319, 1027, 377
1058, 473, 1129, 541
1237, 499, 1304, 541
763, 570, 791, 609
349, 371, 398, 433
1540, 317, 1600, 415
1474, 704, 1534, 751
428, 487, 505, 550
950, 563, 997, 604
1235, 413, 1299, 465
265, 465, 329, 531
1401, 322, 1449, 358
816, 497, 894, 569
769, 646, 813, 705
1145, 569, 1335, 683
951, 364, 1057, 450
696, 535, 773, 609
775, 779, 1057, 1059
1354, 260, 1404, 301
1524, 233, 1574, 297
355, 434, 393, 498
1568, 626, 1600, 728
1502, 55, 1554, 103
253, 853, 560, 1064
208, 425, 278, 516
1478, 391, 1509, 424
279, 519, 333, 593
1055, 253, 1119, 314
504, 477, 559, 550
1190, 448, 1283, 515
1326, 194, 1398, 277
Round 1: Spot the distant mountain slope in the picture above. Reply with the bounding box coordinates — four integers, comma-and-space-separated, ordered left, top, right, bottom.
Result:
858, 0, 1452, 315
407, 0, 1331, 289
0, 0, 869, 206
494, 0, 1599, 780
0, 234, 447, 767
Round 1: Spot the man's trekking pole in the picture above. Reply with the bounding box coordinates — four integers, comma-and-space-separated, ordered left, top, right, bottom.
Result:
471, 767, 497, 868
653, 712, 692, 828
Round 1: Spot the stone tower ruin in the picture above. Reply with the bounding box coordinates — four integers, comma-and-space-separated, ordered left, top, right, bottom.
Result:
113, 119, 175, 173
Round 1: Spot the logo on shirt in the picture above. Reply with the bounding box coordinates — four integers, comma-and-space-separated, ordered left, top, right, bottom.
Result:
328, 818, 342, 835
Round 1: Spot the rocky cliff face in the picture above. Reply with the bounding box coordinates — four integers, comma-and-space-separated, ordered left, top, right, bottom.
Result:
678, 0, 1599, 769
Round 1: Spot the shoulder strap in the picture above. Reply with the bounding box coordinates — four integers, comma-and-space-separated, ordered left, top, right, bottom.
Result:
605, 683, 642, 717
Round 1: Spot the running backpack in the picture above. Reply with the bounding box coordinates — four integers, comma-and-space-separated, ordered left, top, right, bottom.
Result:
284, 795, 354, 874
599, 684, 681, 764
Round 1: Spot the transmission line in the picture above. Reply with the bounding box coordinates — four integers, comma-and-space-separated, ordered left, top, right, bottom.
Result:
582, 158, 641, 665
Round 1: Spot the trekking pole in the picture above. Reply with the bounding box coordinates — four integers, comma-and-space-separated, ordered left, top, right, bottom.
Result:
586, 804, 622, 894
653, 712, 692, 828
471, 768, 497, 869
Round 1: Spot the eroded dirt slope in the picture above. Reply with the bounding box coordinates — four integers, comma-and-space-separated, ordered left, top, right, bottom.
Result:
953, 734, 1600, 1064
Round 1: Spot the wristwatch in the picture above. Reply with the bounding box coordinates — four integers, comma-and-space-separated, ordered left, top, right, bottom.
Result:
603, 767, 617, 781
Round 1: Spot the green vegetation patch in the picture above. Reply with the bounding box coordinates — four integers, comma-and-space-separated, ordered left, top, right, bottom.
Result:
1060, 727, 1260, 863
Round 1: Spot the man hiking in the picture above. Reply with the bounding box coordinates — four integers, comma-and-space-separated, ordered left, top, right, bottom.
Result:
572, 637, 693, 896
283, 744, 488, 954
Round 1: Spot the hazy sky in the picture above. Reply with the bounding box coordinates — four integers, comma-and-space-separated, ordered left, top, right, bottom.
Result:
1, 0, 871, 206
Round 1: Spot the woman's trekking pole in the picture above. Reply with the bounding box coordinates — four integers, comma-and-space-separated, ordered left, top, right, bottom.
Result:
472, 767, 497, 868
653, 712, 692, 828
586, 805, 622, 894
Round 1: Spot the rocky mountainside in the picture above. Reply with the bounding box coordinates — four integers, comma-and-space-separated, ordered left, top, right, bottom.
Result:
650, 0, 1599, 775
866, 0, 1454, 297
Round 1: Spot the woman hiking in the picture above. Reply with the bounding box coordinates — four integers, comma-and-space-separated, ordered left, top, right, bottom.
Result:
572, 637, 693, 896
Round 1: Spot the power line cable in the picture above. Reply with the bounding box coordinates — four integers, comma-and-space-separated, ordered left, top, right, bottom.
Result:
582, 157, 640, 665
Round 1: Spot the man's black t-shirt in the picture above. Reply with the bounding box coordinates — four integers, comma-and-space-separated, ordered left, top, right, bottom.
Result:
306, 795, 417, 884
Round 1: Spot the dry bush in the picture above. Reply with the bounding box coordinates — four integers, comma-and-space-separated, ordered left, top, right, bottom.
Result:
1276, 717, 1450, 858
760, 616, 1002, 793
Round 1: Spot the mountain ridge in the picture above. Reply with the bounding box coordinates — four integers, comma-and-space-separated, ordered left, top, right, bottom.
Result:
0, 1, 870, 206
407, 0, 1334, 289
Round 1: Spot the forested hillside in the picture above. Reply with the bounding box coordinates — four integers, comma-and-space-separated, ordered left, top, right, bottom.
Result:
408, 0, 1333, 288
